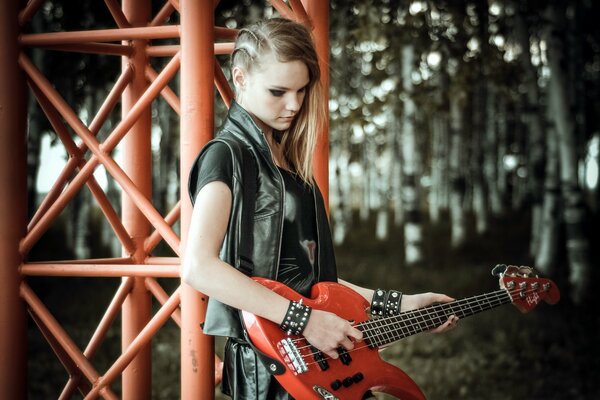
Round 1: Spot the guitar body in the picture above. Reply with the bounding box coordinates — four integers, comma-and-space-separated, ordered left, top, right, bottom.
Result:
242, 278, 426, 400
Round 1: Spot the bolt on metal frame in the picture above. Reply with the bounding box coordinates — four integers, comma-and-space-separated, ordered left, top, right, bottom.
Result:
0, 0, 329, 398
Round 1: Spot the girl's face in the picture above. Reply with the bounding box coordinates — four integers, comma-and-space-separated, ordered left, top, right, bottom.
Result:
234, 51, 310, 134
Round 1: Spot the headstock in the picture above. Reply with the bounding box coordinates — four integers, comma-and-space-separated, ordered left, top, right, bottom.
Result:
492, 264, 560, 313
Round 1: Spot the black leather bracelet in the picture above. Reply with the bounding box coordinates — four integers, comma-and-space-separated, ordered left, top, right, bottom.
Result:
371, 288, 387, 316
280, 299, 311, 336
384, 290, 402, 316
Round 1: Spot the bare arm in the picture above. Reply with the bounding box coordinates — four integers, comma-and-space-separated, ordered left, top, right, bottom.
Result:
338, 278, 458, 333
182, 182, 289, 326
182, 181, 361, 358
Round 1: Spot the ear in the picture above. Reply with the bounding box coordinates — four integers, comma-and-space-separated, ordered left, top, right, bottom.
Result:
231, 66, 246, 90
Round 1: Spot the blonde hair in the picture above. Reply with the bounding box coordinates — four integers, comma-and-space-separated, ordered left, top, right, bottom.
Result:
232, 18, 325, 184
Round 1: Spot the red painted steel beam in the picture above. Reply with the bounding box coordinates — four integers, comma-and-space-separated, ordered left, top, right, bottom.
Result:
21, 282, 118, 399
27, 81, 137, 255
145, 278, 182, 326
150, 2, 177, 27
20, 25, 181, 46
144, 202, 182, 254
84, 287, 182, 399
37, 42, 133, 56
60, 278, 135, 399
121, 1, 153, 396
20, 263, 180, 277
145, 65, 181, 114
18, 0, 44, 27
146, 42, 234, 57
303, 0, 330, 210
18, 52, 182, 257
0, 1, 27, 397
180, 0, 215, 398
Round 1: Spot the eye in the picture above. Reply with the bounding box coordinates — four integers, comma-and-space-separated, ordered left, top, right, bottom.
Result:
269, 89, 285, 97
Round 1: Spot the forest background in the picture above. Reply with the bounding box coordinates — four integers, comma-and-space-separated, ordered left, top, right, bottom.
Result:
24, 0, 599, 399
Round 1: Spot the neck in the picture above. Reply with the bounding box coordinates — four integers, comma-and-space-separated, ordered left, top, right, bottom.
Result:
358, 289, 512, 348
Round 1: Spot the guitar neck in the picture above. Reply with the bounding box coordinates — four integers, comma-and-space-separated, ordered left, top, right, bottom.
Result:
359, 289, 512, 348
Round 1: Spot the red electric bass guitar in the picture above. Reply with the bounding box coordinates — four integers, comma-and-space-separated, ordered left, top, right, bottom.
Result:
242, 264, 560, 400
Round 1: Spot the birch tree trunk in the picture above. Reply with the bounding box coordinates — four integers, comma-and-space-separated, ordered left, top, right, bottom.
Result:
429, 114, 449, 223
496, 94, 508, 206
392, 111, 404, 226
515, 8, 546, 258
471, 82, 489, 234
484, 83, 502, 215
400, 44, 422, 265
545, 5, 592, 303
449, 89, 467, 248
535, 116, 560, 275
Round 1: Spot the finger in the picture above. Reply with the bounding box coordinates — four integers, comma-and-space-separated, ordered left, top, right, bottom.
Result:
324, 349, 338, 359
340, 337, 355, 351
431, 293, 456, 303
347, 326, 363, 342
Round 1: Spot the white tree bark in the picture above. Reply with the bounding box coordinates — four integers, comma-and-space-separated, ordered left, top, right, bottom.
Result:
449, 90, 467, 248
429, 114, 449, 223
545, 5, 592, 303
400, 44, 422, 265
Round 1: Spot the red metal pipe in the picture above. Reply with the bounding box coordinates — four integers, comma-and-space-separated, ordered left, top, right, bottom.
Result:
121, 2, 153, 396
269, 0, 296, 21
60, 277, 135, 399
20, 282, 118, 399
18, 53, 183, 257
18, 0, 44, 27
26, 63, 134, 244
150, 1, 176, 27
214, 26, 239, 40
84, 287, 182, 399
27, 81, 137, 255
20, 25, 180, 46
303, 0, 330, 210
104, 0, 132, 28
168, 0, 181, 12
145, 65, 181, 114
147, 42, 234, 57
37, 42, 133, 56
144, 201, 181, 253
180, 0, 215, 398
214, 60, 234, 107
0, 1, 27, 396
30, 311, 93, 397
145, 256, 180, 265
289, 0, 311, 27
20, 263, 180, 277
145, 278, 182, 327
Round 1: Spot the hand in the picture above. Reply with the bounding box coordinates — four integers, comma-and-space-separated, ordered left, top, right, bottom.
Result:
401, 292, 458, 333
302, 309, 363, 359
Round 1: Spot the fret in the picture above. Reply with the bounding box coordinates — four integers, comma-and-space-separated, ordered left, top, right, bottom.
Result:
361, 289, 513, 348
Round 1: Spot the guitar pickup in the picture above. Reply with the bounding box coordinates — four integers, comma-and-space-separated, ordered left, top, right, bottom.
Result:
310, 346, 329, 371
337, 347, 352, 365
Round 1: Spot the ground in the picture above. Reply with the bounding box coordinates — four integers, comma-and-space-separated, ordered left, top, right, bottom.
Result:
26, 211, 600, 399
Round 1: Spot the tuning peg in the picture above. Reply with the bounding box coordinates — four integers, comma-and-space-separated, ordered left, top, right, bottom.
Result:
492, 264, 507, 277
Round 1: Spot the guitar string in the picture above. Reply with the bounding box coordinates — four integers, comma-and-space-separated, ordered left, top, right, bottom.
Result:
286, 286, 543, 362
294, 286, 537, 366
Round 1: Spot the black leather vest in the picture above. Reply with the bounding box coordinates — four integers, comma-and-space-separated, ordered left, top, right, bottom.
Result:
189, 101, 338, 339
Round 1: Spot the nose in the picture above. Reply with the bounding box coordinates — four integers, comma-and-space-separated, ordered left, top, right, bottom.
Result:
285, 93, 302, 113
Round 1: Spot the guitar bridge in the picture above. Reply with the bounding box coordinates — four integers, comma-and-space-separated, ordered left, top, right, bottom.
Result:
278, 338, 308, 374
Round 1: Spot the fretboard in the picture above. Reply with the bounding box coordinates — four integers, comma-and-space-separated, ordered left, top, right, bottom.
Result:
358, 289, 512, 348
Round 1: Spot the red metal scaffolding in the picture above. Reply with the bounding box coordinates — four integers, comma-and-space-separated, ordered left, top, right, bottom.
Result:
0, 0, 329, 398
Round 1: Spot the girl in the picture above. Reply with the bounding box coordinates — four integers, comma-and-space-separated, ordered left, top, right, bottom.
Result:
183, 18, 457, 400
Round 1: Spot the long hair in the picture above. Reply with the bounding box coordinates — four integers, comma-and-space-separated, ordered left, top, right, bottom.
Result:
231, 18, 325, 184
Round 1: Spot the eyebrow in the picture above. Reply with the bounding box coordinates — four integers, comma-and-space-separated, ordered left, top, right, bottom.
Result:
269, 83, 309, 91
